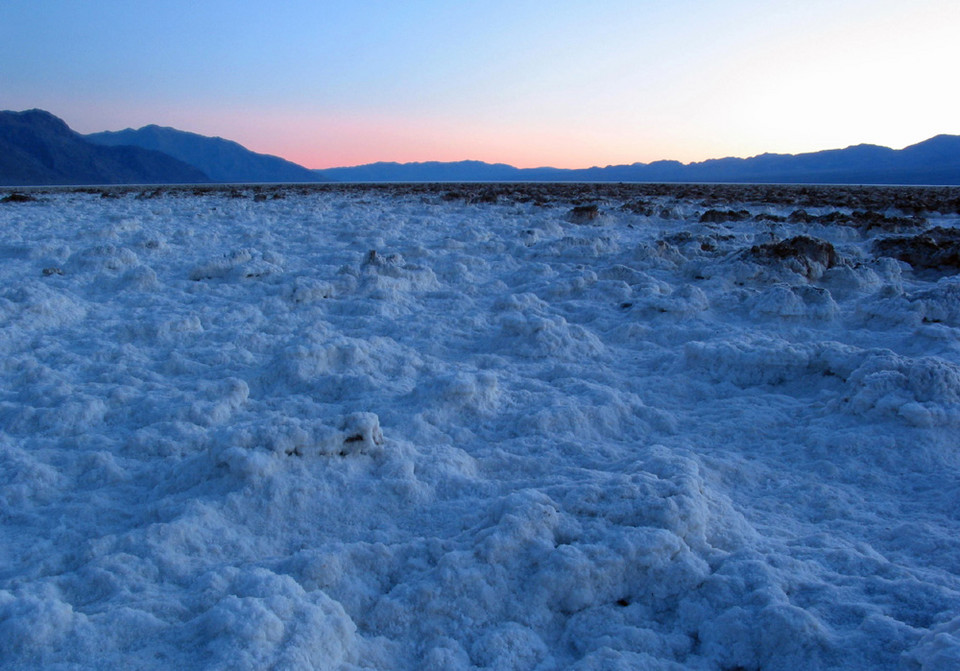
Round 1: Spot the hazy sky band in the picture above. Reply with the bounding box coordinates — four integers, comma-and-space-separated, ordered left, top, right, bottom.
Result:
3, 0, 958, 169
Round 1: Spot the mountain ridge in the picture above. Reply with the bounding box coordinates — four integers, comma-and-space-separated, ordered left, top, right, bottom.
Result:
85, 124, 327, 184
3, 108, 959, 186
0, 109, 209, 186
319, 135, 960, 184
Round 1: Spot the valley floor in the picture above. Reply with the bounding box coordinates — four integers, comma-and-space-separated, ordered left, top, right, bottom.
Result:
2, 183, 959, 669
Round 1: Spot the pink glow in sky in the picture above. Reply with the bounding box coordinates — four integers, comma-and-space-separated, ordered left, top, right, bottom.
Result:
3, 0, 959, 169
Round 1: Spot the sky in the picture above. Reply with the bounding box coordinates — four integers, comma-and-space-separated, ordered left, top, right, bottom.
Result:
2, 0, 959, 169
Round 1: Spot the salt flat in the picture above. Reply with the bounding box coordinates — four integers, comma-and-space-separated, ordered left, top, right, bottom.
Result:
1, 183, 959, 670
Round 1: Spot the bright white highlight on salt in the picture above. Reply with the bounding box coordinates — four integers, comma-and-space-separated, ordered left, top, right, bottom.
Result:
0, 185, 959, 669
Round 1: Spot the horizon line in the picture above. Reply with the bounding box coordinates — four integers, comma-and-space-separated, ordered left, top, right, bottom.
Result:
311, 133, 956, 173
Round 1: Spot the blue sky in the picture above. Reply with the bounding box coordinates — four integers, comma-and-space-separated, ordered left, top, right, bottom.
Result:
2, 0, 958, 168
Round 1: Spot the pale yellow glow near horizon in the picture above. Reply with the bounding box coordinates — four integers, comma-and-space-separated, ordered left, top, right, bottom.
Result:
685, 0, 960, 161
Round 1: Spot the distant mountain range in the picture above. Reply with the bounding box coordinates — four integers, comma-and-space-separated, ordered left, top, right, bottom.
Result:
321, 136, 960, 185
0, 109, 325, 186
2, 108, 959, 186
0, 109, 207, 186
86, 124, 325, 183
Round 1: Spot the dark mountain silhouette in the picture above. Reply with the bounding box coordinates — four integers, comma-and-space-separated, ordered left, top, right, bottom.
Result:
318, 160, 533, 183
85, 125, 328, 183
4, 108, 959, 186
320, 136, 960, 185
0, 109, 209, 186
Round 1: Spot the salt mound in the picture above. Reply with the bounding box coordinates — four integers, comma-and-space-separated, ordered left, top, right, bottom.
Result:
683, 335, 815, 387
338, 412, 385, 454
837, 352, 960, 427
640, 283, 711, 317
188, 567, 357, 670
907, 616, 960, 671
494, 293, 606, 360
65, 244, 140, 274
217, 411, 384, 461
910, 278, 960, 326
0, 281, 87, 333
750, 284, 839, 320
189, 248, 283, 282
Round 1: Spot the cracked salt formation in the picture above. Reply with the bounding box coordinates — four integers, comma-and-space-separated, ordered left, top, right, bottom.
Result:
1, 183, 959, 670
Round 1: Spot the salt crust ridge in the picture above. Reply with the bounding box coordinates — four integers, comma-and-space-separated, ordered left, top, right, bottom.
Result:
0, 186, 959, 669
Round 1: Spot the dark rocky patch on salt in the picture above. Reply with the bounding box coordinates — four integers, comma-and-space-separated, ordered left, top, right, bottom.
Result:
567, 204, 601, 224
874, 227, 960, 271
1, 193, 37, 203
749, 235, 838, 279
699, 209, 750, 223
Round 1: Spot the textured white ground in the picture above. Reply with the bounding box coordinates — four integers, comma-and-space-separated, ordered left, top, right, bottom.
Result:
1, 186, 959, 670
